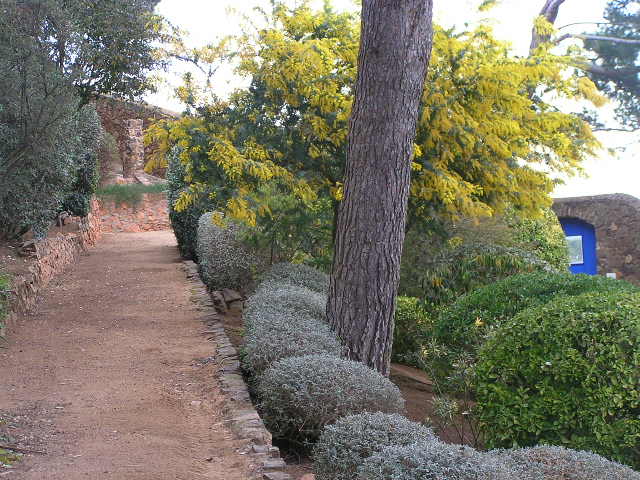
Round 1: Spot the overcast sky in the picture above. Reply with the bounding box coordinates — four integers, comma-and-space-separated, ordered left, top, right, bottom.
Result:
148, 0, 640, 200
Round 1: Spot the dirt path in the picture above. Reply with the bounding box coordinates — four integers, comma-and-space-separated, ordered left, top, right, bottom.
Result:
0, 231, 251, 479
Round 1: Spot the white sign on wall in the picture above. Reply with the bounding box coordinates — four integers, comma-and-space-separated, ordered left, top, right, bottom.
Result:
566, 235, 584, 265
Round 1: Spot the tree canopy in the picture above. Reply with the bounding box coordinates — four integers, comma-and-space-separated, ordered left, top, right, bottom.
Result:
0, 0, 165, 239
531, 0, 640, 131
583, 0, 640, 130
148, 1, 602, 257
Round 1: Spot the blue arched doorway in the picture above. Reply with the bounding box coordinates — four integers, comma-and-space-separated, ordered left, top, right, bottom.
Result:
559, 218, 597, 275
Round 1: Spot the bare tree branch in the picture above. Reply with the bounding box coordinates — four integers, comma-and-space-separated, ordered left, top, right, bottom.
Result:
558, 21, 628, 30
581, 63, 640, 79
593, 126, 639, 132
556, 33, 640, 45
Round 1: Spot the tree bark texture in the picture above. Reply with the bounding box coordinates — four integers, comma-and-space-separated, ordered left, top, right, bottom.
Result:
327, 0, 434, 376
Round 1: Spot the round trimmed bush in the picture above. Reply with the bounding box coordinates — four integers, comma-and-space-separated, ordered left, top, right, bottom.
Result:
475, 290, 640, 468
196, 212, 260, 291
357, 441, 512, 480
243, 313, 342, 376
244, 282, 327, 329
259, 262, 329, 293
492, 446, 640, 480
435, 272, 638, 355
392, 296, 432, 362
313, 413, 435, 480
258, 354, 405, 445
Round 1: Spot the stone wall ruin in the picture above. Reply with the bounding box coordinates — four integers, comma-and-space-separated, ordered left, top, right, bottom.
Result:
553, 193, 640, 284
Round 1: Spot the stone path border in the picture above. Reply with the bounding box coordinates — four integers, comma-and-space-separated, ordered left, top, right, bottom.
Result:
182, 260, 292, 480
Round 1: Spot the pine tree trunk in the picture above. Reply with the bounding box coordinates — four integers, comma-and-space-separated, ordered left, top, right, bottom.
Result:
327, 0, 434, 376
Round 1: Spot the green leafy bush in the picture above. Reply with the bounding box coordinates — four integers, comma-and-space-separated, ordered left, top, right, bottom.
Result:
0, 101, 101, 238
243, 311, 342, 376
166, 148, 212, 260
237, 185, 335, 268
475, 291, 640, 468
357, 441, 511, 480
196, 212, 261, 292
503, 206, 569, 272
435, 272, 638, 356
313, 413, 435, 480
492, 446, 640, 480
258, 354, 404, 445
400, 206, 567, 306
403, 241, 555, 307
61, 192, 92, 217
60, 104, 102, 217
259, 262, 329, 294
391, 296, 432, 363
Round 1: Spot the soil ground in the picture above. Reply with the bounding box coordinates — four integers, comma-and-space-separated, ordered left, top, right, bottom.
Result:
0, 231, 251, 479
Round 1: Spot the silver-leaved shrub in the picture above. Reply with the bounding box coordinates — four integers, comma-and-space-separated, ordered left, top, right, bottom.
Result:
258, 354, 404, 445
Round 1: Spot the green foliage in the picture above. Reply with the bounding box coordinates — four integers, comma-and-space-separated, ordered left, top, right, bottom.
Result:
0, 101, 101, 238
148, 1, 600, 262
258, 354, 404, 446
97, 183, 167, 206
238, 186, 335, 268
503, 207, 569, 271
475, 291, 640, 468
435, 272, 639, 357
7, 0, 165, 104
404, 242, 554, 308
0, 10, 80, 239
0, 448, 21, 468
583, 1, 640, 130
391, 297, 432, 363
400, 207, 568, 305
1, 0, 163, 239
60, 105, 102, 217
165, 148, 210, 260
61, 193, 92, 218
313, 413, 435, 480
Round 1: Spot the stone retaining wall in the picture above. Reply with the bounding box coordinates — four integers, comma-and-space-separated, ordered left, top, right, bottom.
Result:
94, 96, 178, 178
97, 193, 169, 233
3, 199, 102, 331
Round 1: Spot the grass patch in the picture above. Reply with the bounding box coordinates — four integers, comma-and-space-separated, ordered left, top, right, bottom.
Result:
96, 183, 167, 206
0, 447, 22, 468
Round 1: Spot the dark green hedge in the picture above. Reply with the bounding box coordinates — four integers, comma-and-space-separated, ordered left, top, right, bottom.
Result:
476, 290, 640, 468
435, 272, 638, 356
166, 148, 212, 260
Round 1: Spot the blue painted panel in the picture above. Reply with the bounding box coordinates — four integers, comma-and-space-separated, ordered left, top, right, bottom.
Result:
560, 218, 597, 275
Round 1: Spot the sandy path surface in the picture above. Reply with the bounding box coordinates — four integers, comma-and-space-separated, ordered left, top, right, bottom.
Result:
0, 231, 250, 479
